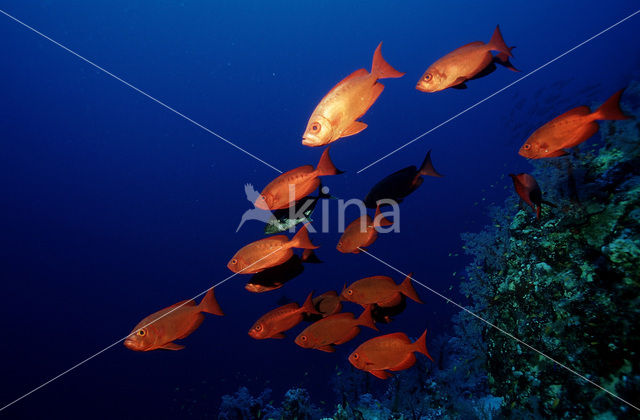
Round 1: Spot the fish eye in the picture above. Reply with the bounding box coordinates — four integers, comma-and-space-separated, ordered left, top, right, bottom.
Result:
347, 289, 353, 295
423, 73, 432, 81
337, 241, 342, 247
524, 144, 531, 150
353, 353, 359, 359
300, 335, 307, 341
137, 329, 146, 337
231, 258, 238, 265
254, 324, 262, 331
311, 122, 321, 132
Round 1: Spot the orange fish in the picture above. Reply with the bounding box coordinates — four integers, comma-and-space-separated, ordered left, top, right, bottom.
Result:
519, 89, 630, 159
336, 206, 393, 254
341, 273, 422, 307
349, 329, 434, 379
228, 224, 318, 274
312, 290, 343, 317
249, 292, 320, 339
509, 173, 555, 219
256, 148, 342, 210
124, 288, 223, 351
302, 42, 404, 147
295, 306, 378, 352
416, 25, 515, 92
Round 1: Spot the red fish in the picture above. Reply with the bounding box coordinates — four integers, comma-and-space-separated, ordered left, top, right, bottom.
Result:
509, 173, 555, 219
340, 273, 422, 307
519, 89, 630, 159
302, 43, 404, 147
312, 290, 342, 317
256, 148, 342, 210
348, 329, 434, 379
336, 206, 393, 254
228, 224, 318, 274
124, 288, 223, 351
295, 306, 378, 352
249, 292, 320, 339
416, 25, 516, 92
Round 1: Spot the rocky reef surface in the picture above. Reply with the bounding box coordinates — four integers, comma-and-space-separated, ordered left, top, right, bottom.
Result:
214, 82, 640, 419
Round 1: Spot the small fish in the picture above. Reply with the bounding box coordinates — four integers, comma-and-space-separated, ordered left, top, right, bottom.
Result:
416, 25, 516, 92
348, 329, 434, 379
124, 288, 224, 351
509, 173, 555, 219
302, 42, 404, 147
312, 290, 343, 317
249, 292, 320, 339
519, 89, 630, 159
256, 148, 342, 211
336, 206, 393, 253
295, 306, 378, 352
228, 224, 318, 274
363, 150, 442, 208
340, 274, 422, 307
264, 185, 333, 235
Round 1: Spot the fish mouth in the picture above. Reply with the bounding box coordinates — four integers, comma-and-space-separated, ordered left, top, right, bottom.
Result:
302, 136, 322, 147
124, 338, 137, 350
415, 83, 431, 93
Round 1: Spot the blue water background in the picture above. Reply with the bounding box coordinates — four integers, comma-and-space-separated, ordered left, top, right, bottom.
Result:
1, 1, 639, 417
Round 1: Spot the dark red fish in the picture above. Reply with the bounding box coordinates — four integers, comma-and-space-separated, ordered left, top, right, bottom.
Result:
340, 273, 422, 307
349, 329, 434, 379
249, 292, 320, 339
336, 206, 393, 253
312, 290, 342, 317
509, 173, 555, 219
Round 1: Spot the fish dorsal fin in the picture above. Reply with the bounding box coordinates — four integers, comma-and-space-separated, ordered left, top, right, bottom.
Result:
384, 332, 411, 344
341, 121, 368, 137
557, 106, 591, 119
160, 342, 185, 351
166, 300, 195, 310
279, 302, 300, 311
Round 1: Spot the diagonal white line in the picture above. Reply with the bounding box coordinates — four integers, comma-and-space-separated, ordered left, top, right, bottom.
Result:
357, 8, 640, 173
0, 8, 283, 174
0, 246, 285, 412
357, 247, 640, 412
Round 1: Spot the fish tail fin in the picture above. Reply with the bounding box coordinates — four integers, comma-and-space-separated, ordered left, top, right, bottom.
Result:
316, 147, 342, 176
594, 89, 631, 121
373, 205, 393, 227
199, 288, 224, 316
301, 291, 321, 315
418, 150, 443, 178
487, 25, 512, 57
495, 46, 520, 72
399, 273, 423, 303
357, 305, 379, 331
290, 223, 319, 250
371, 42, 405, 79
301, 249, 322, 263
414, 329, 434, 362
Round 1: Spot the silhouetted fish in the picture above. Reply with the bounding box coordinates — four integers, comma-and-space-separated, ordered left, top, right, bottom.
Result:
364, 150, 442, 208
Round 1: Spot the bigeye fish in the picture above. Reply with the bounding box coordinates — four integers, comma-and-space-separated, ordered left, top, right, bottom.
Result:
295, 306, 378, 353
302, 43, 404, 147
416, 25, 516, 92
256, 148, 342, 211
509, 173, 555, 219
312, 290, 342, 317
340, 273, 422, 307
348, 329, 434, 379
518, 90, 630, 159
364, 150, 442, 209
124, 288, 223, 351
248, 292, 320, 339
336, 206, 393, 254
228, 224, 318, 274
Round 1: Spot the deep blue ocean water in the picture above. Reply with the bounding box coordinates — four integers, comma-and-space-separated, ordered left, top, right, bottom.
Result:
1, 1, 639, 418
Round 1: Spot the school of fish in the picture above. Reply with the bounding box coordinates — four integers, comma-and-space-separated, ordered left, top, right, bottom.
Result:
124, 26, 632, 383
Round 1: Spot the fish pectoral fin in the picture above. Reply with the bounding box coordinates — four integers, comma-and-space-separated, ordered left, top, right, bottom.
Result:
316, 345, 336, 353
546, 149, 569, 158
390, 353, 416, 371
160, 342, 185, 351
271, 333, 286, 339
341, 121, 368, 137
369, 369, 392, 380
